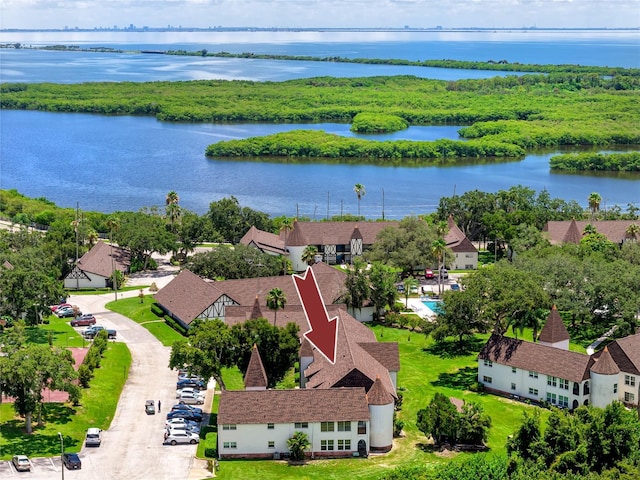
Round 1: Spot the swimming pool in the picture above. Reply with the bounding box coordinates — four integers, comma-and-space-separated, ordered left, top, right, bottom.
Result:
422, 300, 444, 314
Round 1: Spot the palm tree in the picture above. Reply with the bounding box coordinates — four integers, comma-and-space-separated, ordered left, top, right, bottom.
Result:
287, 431, 310, 462
106, 215, 121, 295
583, 223, 597, 236
301, 245, 318, 266
625, 223, 640, 242
266, 287, 286, 326
166, 190, 180, 206
403, 277, 419, 309
431, 238, 448, 295
166, 203, 182, 233
587, 192, 601, 220
353, 183, 366, 216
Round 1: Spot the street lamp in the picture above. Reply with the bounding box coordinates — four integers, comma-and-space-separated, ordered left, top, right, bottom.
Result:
58, 432, 64, 480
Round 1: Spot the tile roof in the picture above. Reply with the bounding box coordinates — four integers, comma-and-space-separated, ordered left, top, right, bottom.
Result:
154, 269, 225, 325
478, 334, 593, 383
284, 221, 399, 247
244, 344, 268, 389
367, 376, 394, 406
239, 226, 287, 255
218, 388, 370, 424
538, 305, 570, 344
76, 241, 130, 277
304, 310, 398, 398
544, 220, 640, 245
590, 346, 620, 375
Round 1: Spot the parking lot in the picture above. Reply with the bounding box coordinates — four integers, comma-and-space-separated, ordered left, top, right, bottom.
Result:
0, 456, 61, 477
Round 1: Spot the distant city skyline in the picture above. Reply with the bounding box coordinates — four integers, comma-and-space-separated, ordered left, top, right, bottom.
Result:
1, 0, 639, 30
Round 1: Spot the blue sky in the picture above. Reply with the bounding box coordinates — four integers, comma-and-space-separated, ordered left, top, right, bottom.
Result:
1, 0, 639, 30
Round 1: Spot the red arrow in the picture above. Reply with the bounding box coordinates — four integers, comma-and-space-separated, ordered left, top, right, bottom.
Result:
293, 267, 339, 364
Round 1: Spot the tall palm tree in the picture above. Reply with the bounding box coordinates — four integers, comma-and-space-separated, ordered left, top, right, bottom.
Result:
279, 218, 293, 236
625, 223, 640, 242
266, 287, 286, 326
301, 245, 318, 266
403, 277, 419, 309
166, 190, 180, 206
166, 203, 182, 233
587, 192, 601, 220
353, 183, 366, 216
431, 238, 448, 295
106, 215, 121, 297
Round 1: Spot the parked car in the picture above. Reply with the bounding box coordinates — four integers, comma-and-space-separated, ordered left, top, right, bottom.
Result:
11, 455, 30, 472
176, 378, 206, 390
145, 399, 156, 415
450, 283, 461, 291
424, 269, 435, 279
85, 428, 102, 447
84, 326, 117, 339
178, 391, 205, 405
439, 268, 449, 280
71, 314, 96, 327
176, 387, 206, 399
166, 423, 200, 434
177, 372, 202, 381
62, 452, 82, 470
163, 430, 200, 445
165, 417, 200, 429
171, 403, 203, 415
57, 307, 80, 318
166, 410, 202, 423
50, 303, 72, 313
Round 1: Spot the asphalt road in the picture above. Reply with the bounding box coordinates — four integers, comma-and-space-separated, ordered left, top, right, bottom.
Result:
5, 265, 212, 479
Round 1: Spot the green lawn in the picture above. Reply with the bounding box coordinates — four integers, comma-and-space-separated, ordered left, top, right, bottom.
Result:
106, 295, 185, 346
212, 326, 548, 480
0, 341, 131, 459
28, 314, 87, 348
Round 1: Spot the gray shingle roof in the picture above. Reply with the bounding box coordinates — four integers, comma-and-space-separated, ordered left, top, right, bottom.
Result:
538, 305, 570, 344
244, 344, 268, 389
545, 220, 640, 245
239, 226, 287, 255
76, 241, 130, 277
590, 346, 620, 375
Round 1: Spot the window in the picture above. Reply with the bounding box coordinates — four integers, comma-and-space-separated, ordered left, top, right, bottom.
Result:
511, 383, 516, 390
559, 379, 569, 390
512, 367, 517, 374
338, 439, 351, 450
558, 395, 569, 408
529, 371, 538, 379
321, 440, 334, 451
624, 392, 635, 403
267, 423, 274, 430
321, 422, 334, 432
294, 422, 308, 429
546, 393, 557, 404
614, 383, 618, 394
528, 388, 538, 396
625, 375, 636, 387
337, 421, 351, 432
268, 441, 275, 449
573, 382, 580, 395
483, 376, 492, 384
547, 376, 557, 387
483, 360, 493, 367
584, 381, 590, 395
223, 442, 237, 449
358, 421, 367, 435
222, 424, 236, 430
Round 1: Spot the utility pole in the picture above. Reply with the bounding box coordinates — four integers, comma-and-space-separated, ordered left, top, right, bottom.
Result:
382, 188, 385, 220
75, 202, 79, 290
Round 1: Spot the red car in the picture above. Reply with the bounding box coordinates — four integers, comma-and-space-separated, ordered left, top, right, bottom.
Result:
50, 303, 72, 313
71, 314, 96, 327
425, 269, 435, 279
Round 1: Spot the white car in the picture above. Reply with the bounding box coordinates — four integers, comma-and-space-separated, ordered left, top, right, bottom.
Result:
166, 423, 200, 434
178, 391, 205, 405
164, 430, 200, 445
176, 387, 206, 399
165, 417, 199, 429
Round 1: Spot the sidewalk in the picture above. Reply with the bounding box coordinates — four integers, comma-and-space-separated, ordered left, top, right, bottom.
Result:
586, 325, 618, 355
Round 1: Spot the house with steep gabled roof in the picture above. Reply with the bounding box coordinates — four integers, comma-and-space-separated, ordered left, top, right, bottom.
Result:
445, 215, 478, 270
154, 262, 348, 327
544, 220, 640, 245
478, 309, 640, 410
64, 241, 130, 290
239, 226, 287, 256
244, 344, 268, 391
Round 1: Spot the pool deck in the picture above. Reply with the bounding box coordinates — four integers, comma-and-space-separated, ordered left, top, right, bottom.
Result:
406, 297, 437, 320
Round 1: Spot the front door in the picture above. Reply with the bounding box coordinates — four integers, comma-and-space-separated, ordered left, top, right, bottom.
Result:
358, 439, 367, 457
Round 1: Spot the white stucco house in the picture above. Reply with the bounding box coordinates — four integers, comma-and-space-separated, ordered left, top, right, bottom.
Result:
478, 306, 639, 410
217, 310, 399, 459
64, 241, 130, 290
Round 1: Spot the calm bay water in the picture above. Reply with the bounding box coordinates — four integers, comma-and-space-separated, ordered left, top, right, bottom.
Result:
1, 30, 639, 217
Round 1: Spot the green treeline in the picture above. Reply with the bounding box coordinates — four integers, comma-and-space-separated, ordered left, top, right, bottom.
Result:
550, 151, 640, 172
2, 73, 639, 163
204, 130, 524, 163
350, 113, 408, 133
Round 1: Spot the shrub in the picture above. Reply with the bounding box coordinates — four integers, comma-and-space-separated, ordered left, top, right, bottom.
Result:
78, 364, 93, 388
150, 303, 164, 317
164, 315, 188, 335
203, 432, 217, 458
